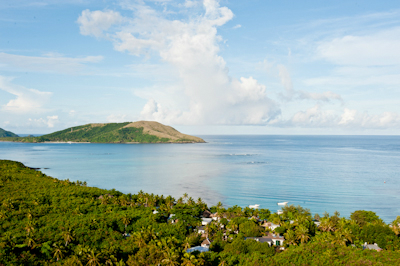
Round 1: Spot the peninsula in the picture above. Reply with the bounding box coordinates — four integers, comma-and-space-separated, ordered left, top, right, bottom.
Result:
0, 128, 18, 138
0, 121, 205, 143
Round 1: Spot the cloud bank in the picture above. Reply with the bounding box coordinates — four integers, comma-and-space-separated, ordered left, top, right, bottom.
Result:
78, 0, 280, 125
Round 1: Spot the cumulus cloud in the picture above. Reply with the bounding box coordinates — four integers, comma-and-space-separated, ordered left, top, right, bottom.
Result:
28, 115, 59, 128
0, 76, 52, 113
77, 9, 124, 38
284, 106, 400, 129
338, 108, 400, 128
79, 0, 280, 125
0, 52, 103, 74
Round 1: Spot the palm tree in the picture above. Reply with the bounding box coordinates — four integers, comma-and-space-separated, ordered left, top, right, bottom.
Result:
121, 214, 132, 234
25, 236, 36, 249
53, 242, 64, 262
183, 193, 188, 202
319, 218, 335, 232
25, 221, 35, 236
340, 227, 353, 244
133, 232, 146, 248
392, 218, 400, 235
283, 229, 297, 246
296, 225, 310, 244
330, 230, 347, 246
162, 249, 179, 266
63, 229, 74, 246
187, 197, 195, 206
182, 253, 198, 266
86, 250, 101, 266
182, 237, 191, 251
227, 220, 238, 234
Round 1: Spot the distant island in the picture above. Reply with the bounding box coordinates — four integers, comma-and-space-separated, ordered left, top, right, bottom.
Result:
0, 121, 205, 143
0, 128, 19, 138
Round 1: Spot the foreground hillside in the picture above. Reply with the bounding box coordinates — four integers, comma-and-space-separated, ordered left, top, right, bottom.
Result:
0, 121, 205, 143
1, 160, 400, 265
0, 128, 18, 138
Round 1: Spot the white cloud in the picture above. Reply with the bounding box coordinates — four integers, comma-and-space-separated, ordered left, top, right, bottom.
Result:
290, 105, 337, 127
232, 24, 241, 29
0, 52, 103, 73
317, 27, 400, 66
28, 115, 59, 128
0, 76, 52, 113
339, 108, 400, 128
286, 106, 400, 129
80, 0, 279, 125
77, 9, 124, 38
277, 64, 343, 103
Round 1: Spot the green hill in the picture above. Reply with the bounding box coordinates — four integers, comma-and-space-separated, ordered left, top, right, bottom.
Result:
0, 128, 18, 138
0, 121, 205, 143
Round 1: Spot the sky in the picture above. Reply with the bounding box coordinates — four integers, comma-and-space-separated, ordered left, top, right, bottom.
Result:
1, 0, 400, 135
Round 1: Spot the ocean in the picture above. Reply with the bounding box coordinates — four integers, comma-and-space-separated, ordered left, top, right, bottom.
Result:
1, 135, 399, 222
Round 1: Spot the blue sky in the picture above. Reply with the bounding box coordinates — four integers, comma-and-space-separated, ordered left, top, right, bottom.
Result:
1, 0, 400, 135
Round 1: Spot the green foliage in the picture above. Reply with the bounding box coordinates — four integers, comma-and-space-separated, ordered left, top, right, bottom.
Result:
0, 123, 174, 143
351, 210, 382, 227
1, 159, 400, 265
0, 128, 19, 137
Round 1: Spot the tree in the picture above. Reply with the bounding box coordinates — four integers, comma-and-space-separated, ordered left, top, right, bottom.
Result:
63, 229, 75, 247
162, 249, 180, 266
53, 242, 64, 262
350, 210, 381, 227
296, 225, 310, 244
284, 229, 297, 246
86, 250, 101, 266
330, 231, 347, 246
182, 252, 198, 266
121, 214, 132, 234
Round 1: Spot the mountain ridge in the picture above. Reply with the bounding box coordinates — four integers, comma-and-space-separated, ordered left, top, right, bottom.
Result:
0, 121, 205, 143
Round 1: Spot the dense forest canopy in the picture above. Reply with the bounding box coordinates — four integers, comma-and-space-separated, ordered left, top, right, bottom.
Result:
0, 128, 18, 138
1, 159, 400, 265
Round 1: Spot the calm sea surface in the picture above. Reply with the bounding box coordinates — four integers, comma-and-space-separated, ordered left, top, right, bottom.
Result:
1, 135, 399, 222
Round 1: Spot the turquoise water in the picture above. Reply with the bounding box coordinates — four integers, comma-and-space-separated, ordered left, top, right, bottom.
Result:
1, 135, 399, 222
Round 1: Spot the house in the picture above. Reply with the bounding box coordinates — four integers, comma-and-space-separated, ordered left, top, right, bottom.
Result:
168, 214, 176, 223
196, 225, 206, 235
261, 221, 280, 231
201, 218, 213, 225
201, 238, 212, 248
210, 213, 220, 221
202, 210, 212, 218
245, 237, 272, 246
363, 243, 382, 251
245, 233, 285, 247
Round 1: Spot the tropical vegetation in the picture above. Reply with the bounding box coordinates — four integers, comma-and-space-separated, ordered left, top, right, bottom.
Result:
1, 159, 400, 265
0, 128, 18, 138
